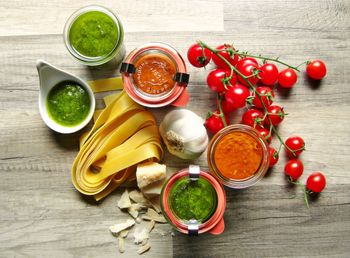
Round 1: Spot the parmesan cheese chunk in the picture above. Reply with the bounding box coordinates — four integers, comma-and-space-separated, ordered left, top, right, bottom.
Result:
137, 243, 151, 255
134, 227, 149, 244
129, 190, 150, 205
117, 189, 131, 209
136, 162, 166, 189
109, 219, 135, 235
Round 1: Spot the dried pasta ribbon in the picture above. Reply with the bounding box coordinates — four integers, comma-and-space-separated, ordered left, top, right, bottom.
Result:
71, 90, 163, 200
88, 77, 123, 93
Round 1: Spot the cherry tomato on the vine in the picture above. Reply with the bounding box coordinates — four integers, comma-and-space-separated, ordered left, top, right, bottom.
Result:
207, 68, 237, 93
223, 83, 250, 111
236, 57, 258, 71
212, 44, 239, 69
187, 43, 212, 68
252, 86, 275, 109
242, 108, 264, 129
204, 111, 230, 134
257, 127, 272, 144
259, 63, 279, 86
306, 60, 327, 80
278, 68, 298, 88
285, 136, 305, 157
269, 147, 279, 167
284, 159, 304, 180
264, 105, 285, 126
237, 63, 260, 86
306, 172, 326, 193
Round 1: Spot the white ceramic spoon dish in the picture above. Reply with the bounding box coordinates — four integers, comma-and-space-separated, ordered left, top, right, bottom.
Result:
36, 59, 95, 134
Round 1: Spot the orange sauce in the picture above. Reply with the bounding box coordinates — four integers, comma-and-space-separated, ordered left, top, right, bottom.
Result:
214, 131, 263, 180
133, 53, 176, 95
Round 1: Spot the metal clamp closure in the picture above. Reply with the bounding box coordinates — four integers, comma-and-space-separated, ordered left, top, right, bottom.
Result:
187, 219, 199, 236
174, 72, 190, 86
189, 165, 200, 181
120, 62, 136, 74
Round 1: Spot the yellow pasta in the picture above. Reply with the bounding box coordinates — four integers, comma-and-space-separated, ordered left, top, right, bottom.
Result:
88, 77, 123, 93
71, 90, 163, 201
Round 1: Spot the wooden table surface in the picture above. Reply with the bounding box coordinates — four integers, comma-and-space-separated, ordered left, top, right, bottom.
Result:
1, 0, 349, 257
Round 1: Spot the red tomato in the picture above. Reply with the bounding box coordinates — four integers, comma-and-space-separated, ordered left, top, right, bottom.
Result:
284, 159, 304, 180
259, 63, 279, 86
204, 111, 230, 134
278, 68, 298, 88
252, 86, 275, 109
236, 57, 258, 71
306, 60, 327, 80
212, 44, 239, 69
207, 68, 237, 92
257, 127, 272, 144
223, 83, 250, 111
237, 63, 260, 86
264, 105, 285, 126
306, 172, 326, 193
269, 147, 279, 167
285, 136, 305, 157
242, 109, 264, 129
187, 43, 212, 68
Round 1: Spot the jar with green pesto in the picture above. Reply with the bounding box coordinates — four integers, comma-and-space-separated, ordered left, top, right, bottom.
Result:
64, 5, 125, 66
161, 165, 227, 235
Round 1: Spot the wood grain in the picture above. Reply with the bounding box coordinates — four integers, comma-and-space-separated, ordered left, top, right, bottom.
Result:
0, 0, 350, 257
0, 0, 223, 36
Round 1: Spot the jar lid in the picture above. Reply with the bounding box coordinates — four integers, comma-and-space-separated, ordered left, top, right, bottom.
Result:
161, 165, 226, 235
121, 42, 189, 108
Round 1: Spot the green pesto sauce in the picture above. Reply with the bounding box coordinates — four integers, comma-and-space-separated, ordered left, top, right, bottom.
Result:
47, 81, 90, 126
69, 11, 118, 57
169, 177, 217, 223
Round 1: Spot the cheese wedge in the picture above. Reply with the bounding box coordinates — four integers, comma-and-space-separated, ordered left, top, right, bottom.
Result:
136, 162, 166, 189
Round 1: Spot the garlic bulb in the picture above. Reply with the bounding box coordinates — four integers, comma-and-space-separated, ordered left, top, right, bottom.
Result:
159, 109, 209, 160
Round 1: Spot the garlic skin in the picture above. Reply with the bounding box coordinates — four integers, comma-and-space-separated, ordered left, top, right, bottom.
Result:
159, 109, 209, 160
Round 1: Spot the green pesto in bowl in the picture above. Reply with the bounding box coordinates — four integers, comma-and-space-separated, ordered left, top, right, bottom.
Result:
46, 81, 91, 127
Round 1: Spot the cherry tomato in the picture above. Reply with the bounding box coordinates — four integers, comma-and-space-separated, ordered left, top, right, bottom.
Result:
236, 57, 258, 71
264, 105, 285, 126
269, 147, 279, 167
207, 68, 237, 93
306, 60, 327, 80
212, 44, 239, 69
257, 127, 272, 144
204, 111, 230, 134
285, 136, 305, 157
242, 109, 264, 129
223, 83, 250, 111
306, 172, 326, 193
278, 68, 298, 88
284, 159, 304, 180
187, 43, 212, 68
259, 63, 279, 86
252, 86, 275, 109
237, 63, 260, 86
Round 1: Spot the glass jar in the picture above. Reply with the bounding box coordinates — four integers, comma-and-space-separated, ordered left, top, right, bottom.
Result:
121, 42, 189, 108
207, 124, 270, 188
63, 5, 125, 66
160, 165, 226, 235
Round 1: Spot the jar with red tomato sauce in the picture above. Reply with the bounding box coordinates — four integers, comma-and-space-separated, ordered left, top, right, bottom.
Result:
207, 124, 270, 188
120, 42, 189, 107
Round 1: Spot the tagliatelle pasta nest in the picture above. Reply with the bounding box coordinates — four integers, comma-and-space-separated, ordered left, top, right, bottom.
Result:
71, 90, 163, 201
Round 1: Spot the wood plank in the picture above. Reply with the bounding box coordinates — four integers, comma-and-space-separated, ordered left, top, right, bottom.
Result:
0, 0, 223, 36
0, 0, 350, 257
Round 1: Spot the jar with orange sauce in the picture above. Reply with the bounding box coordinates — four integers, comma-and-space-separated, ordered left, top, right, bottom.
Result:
207, 124, 270, 188
120, 43, 189, 107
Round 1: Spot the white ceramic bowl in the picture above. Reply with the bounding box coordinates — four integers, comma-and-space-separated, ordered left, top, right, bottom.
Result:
36, 59, 95, 134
